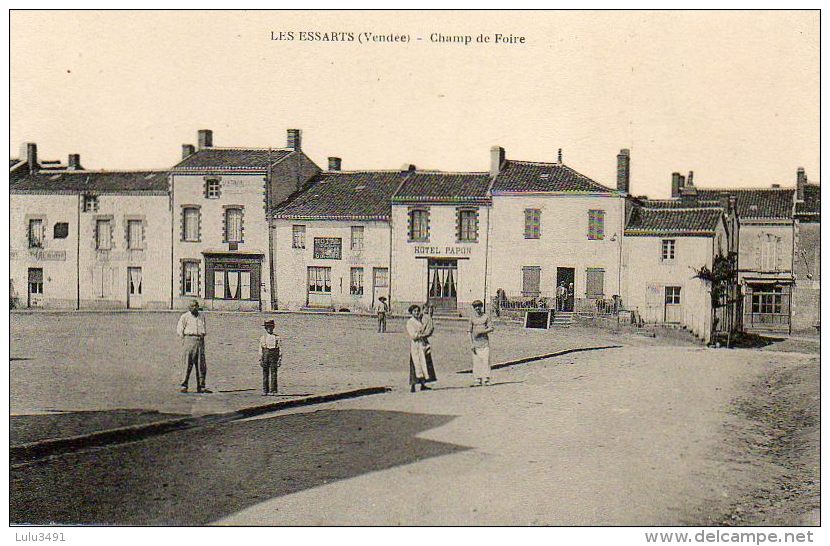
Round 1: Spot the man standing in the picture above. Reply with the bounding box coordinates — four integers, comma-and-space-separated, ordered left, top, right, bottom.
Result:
176, 299, 211, 394
375, 296, 389, 333
469, 300, 494, 387
556, 282, 567, 311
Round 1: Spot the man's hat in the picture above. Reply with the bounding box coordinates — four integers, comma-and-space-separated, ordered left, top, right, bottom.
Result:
264, 319, 275, 327
472, 300, 484, 308
378, 296, 386, 301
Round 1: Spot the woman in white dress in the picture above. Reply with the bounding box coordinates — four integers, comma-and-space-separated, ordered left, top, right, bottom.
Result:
406, 304, 433, 392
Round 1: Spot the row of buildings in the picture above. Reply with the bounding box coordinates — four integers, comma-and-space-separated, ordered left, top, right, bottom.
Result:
10, 129, 821, 340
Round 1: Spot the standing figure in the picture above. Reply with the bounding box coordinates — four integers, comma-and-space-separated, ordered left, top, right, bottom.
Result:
567, 282, 575, 311
176, 299, 211, 394
469, 300, 494, 387
420, 303, 438, 384
556, 282, 567, 311
260, 319, 281, 395
405, 305, 433, 393
375, 296, 389, 333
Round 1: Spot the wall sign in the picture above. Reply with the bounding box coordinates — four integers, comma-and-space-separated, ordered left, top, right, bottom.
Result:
314, 237, 342, 260
10, 249, 67, 261
414, 245, 472, 257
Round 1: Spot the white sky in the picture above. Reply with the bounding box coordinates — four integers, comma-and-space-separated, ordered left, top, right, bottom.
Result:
10, 10, 819, 198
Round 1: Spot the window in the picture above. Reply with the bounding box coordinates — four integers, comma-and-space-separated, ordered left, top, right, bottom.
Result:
586, 268, 605, 298
665, 286, 682, 305
351, 226, 364, 251
760, 234, 780, 271
224, 207, 243, 243
457, 208, 479, 242
521, 266, 541, 296
661, 239, 676, 261
28, 219, 44, 248
182, 261, 200, 296
82, 195, 98, 212
214, 270, 252, 300
308, 266, 332, 294
205, 178, 221, 199
183, 207, 200, 242
588, 210, 605, 240
408, 209, 430, 242
127, 220, 144, 249
292, 225, 306, 249
751, 286, 783, 315
524, 209, 541, 239
350, 267, 364, 295
53, 222, 69, 239
313, 237, 342, 260
96, 219, 112, 250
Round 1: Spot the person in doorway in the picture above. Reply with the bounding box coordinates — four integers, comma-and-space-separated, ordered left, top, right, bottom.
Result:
375, 296, 389, 333
469, 300, 494, 387
259, 319, 281, 395
406, 304, 434, 392
567, 282, 575, 311
176, 299, 211, 393
556, 282, 567, 311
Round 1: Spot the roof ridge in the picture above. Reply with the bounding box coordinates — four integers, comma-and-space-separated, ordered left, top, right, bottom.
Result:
201, 146, 293, 152
697, 186, 796, 192
32, 169, 167, 175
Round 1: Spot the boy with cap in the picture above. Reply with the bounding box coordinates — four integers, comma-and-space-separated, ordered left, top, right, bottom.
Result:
375, 296, 389, 333
260, 319, 281, 395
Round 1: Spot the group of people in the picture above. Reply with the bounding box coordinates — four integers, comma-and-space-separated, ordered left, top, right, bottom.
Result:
174, 296, 495, 397
176, 299, 281, 396
556, 281, 574, 312
404, 299, 495, 391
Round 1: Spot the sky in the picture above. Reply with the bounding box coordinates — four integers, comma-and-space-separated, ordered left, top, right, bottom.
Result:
10, 10, 819, 198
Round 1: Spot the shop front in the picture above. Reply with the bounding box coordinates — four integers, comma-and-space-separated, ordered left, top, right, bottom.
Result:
203, 252, 263, 311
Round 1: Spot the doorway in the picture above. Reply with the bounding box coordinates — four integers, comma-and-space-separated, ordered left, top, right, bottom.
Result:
427, 259, 458, 310
664, 286, 682, 323
127, 267, 143, 309
372, 267, 389, 309
27, 268, 43, 308
556, 267, 575, 311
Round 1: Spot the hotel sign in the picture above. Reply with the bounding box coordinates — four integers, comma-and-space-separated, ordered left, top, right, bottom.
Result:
11, 249, 67, 261
313, 237, 342, 260
414, 246, 472, 257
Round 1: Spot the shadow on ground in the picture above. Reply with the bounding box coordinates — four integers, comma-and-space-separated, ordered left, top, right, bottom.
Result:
10, 409, 189, 446
10, 408, 467, 525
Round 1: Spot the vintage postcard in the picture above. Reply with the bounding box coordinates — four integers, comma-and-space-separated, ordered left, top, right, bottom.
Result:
6, 9, 820, 537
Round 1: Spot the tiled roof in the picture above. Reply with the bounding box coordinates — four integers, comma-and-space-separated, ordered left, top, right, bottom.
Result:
625, 206, 723, 236
173, 148, 294, 171
795, 183, 820, 216
272, 171, 402, 220
10, 159, 21, 168
491, 160, 616, 194
695, 188, 794, 220
10, 170, 169, 193
392, 171, 491, 203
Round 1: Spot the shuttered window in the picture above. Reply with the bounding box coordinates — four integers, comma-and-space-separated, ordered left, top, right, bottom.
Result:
521, 266, 541, 296
588, 209, 605, 240
586, 268, 605, 298
524, 209, 541, 239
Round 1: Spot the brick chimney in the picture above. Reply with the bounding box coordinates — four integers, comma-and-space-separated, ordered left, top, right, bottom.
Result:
490, 146, 505, 177
24, 142, 38, 174
671, 172, 686, 198
557, 148, 563, 164
287, 129, 302, 150
67, 154, 82, 170
197, 129, 213, 150
182, 144, 195, 159
796, 167, 806, 201
328, 157, 342, 171
616, 149, 630, 193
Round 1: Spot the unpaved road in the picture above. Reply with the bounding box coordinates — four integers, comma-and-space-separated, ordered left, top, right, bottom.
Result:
10, 344, 818, 526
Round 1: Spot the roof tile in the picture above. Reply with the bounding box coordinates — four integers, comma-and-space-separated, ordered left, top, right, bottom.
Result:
173, 148, 293, 170
393, 171, 491, 202
10, 170, 168, 193
492, 160, 615, 194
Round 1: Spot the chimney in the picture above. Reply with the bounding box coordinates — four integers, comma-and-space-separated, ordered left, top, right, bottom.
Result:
24, 142, 38, 173
287, 129, 302, 150
616, 149, 630, 193
328, 157, 342, 171
680, 184, 698, 206
686, 170, 694, 187
557, 148, 563, 164
67, 154, 82, 170
671, 172, 683, 198
771, 184, 781, 189
490, 146, 505, 177
796, 167, 806, 201
728, 196, 738, 214
197, 129, 213, 150
182, 144, 196, 159
400, 163, 416, 173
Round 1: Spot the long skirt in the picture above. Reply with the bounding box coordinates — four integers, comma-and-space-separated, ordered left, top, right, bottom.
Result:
471, 346, 491, 380
409, 348, 437, 386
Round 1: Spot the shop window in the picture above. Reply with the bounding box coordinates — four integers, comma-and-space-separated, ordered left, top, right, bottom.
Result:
308, 266, 332, 294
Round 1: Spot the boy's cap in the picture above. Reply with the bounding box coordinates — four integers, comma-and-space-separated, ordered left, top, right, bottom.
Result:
472, 300, 484, 308
378, 296, 386, 301
264, 320, 275, 326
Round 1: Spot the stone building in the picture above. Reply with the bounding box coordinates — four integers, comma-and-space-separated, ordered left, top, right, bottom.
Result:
270, 159, 398, 311
792, 170, 820, 332
170, 129, 319, 311
10, 144, 171, 309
